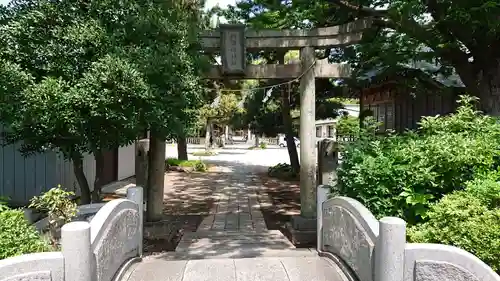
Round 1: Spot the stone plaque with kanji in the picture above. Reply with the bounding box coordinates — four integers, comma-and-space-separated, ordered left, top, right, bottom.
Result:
220, 24, 246, 75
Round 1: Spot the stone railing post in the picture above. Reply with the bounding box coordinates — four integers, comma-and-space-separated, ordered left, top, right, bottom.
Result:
316, 185, 329, 252
61, 221, 94, 281
374, 217, 406, 281
127, 186, 144, 257
135, 139, 149, 205
317, 139, 338, 187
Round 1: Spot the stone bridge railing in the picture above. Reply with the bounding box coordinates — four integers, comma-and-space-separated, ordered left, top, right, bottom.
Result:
0, 187, 144, 281
316, 185, 500, 281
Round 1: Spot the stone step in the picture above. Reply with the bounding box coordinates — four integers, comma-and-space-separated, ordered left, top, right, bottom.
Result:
154, 247, 318, 260
175, 230, 306, 259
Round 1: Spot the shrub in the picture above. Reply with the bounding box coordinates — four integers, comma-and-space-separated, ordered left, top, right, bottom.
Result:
268, 163, 298, 180
408, 175, 500, 273
259, 142, 267, 149
0, 196, 9, 212
166, 158, 208, 172
166, 158, 197, 167
336, 115, 360, 138
29, 186, 77, 245
337, 96, 500, 223
191, 150, 217, 156
0, 209, 51, 259
194, 160, 207, 172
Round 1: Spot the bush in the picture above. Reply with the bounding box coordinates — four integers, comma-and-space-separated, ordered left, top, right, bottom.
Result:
408, 175, 500, 273
268, 163, 298, 180
337, 96, 500, 223
166, 158, 208, 172
336, 115, 360, 138
191, 150, 217, 156
0, 209, 51, 259
194, 160, 207, 172
0, 196, 9, 212
166, 158, 197, 167
29, 186, 77, 245
259, 142, 267, 149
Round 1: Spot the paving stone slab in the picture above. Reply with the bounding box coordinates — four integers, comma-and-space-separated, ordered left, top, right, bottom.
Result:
234, 258, 289, 281
126, 259, 187, 281
280, 257, 345, 281
182, 259, 236, 281
123, 256, 347, 281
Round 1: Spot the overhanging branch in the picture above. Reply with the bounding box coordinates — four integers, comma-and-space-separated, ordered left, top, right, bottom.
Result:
325, 0, 388, 17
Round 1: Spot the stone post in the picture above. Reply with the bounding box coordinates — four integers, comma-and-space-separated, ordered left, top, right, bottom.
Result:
135, 139, 149, 200
127, 186, 144, 257
317, 139, 338, 187
374, 217, 406, 281
61, 221, 94, 281
316, 185, 329, 252
299, 46, 317, 218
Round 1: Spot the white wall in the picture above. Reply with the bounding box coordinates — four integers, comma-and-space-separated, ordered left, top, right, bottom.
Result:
118, 144, 135, 180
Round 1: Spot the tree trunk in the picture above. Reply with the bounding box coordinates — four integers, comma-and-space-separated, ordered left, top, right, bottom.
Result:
474, 65, 500, 116
204, 119, 211, 150
177, 135, 188, 160
281, 85, 300, 173
92, 150, 105, 202
146, 131, 166, 222
71, 153, 91, 205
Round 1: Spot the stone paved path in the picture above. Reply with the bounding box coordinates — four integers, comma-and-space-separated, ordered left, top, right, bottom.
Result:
120, 158, 349, 280
170, 165, 314, 259
196, 172, 267, 232
123, 256, 346, 281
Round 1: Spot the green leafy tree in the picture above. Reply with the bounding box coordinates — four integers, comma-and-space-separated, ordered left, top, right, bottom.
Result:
324, 0, 500, 115
109, 0, 207, 221
0, 0, 169, 206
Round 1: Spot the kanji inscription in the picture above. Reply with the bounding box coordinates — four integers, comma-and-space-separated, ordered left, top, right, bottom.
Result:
220, 25, 245, 75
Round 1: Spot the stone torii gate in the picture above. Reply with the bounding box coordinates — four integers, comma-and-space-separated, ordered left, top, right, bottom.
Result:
200, 19, 370, 234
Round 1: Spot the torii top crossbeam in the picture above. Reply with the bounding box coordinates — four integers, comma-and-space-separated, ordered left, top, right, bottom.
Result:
200, 19, 371, 79
200, 19, 371, 52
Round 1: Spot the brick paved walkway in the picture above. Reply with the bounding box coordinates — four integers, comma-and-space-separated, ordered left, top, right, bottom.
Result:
173, 167, 306, 259
197, 173, 267, 232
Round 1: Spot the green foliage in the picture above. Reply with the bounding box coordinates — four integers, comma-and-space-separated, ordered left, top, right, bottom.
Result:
0, 0, 206, 205
219, 0, 500, 110
74, 55, 152, 151
29, 186, 77, 244
0, 196, 9, 212
336, 115, 360, 137
337, 96, 500, 224
191, 150, 217, 157
268, 163, 299, 180
1, 75, 84, 156
117, 1, 207, 139
193, 160, 208, 172
166, 158, 208, 172
0, 209, 51, 259
327, 97, 359, 105
200, 92, 242, 125
408, 175, 500, 273
259, 142, 267, 149
29, 186, 77, 225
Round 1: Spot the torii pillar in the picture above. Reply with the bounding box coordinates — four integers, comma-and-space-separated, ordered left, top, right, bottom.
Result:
298, 46, 316, 219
